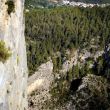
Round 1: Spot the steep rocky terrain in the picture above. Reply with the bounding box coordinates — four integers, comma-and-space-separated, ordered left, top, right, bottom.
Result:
28, 61, 54, 110
0, 0, 27, 110
27, 45, 110, 109
63, 74, 110, 110
25, 1, 110, 110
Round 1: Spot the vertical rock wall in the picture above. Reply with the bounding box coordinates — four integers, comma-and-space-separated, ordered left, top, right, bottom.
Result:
0, 0, 27, 110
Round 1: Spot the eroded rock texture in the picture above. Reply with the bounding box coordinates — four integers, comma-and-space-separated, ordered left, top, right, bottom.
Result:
28, 61, 54, 110
0, 0, 27, 110
64, 74, 110, 110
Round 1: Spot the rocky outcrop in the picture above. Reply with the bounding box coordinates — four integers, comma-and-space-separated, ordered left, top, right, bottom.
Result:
64, 74, 110, 110
28, 60, 53, 110
28, 48, 108, 109
0, 0, 27, 110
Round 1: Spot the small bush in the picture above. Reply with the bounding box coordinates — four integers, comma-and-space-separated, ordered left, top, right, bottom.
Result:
0, 41, 11, 63
5, 0, 15, 15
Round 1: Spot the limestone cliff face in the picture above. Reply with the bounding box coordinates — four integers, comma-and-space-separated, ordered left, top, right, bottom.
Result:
0, 0, 27, 110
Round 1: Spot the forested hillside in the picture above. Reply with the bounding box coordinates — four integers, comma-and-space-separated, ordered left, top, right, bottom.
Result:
25, 6, 110, 75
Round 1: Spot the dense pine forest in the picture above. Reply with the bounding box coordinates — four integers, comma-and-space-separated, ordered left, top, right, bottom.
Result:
25, 6, 110, 76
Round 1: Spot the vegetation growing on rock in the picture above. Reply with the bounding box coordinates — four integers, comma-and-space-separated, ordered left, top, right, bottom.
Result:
0, 40, 11, 63
5, 0, 15, 15
65, 74, 110, 110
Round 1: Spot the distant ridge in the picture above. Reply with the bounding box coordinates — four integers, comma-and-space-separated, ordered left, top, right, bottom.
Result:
25, 0, 110, 8
67, 0, 110, 4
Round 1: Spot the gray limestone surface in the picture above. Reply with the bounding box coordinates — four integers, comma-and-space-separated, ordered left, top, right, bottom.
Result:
0, 0, 28, 110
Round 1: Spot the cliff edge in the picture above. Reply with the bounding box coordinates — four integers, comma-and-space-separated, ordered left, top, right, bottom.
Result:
0, 0, 27, 110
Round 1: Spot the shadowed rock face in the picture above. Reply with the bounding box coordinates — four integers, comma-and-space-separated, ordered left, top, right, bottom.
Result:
0, 0, 27, 110
70, 78, 82, 92
65, 74, 110, 110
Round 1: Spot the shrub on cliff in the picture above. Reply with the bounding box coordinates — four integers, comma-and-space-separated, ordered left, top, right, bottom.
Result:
5, 0, 15, 15
0, 41, 11, 63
